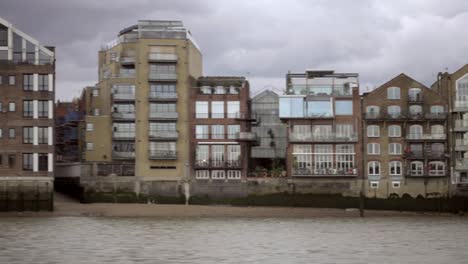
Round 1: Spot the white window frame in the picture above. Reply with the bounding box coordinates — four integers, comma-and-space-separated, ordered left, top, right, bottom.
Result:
368, 161, 380, 176
367, 143, 380, 155
86, 123, 94, 132
388, 125, 401, 137
389, 161, 402, 176
389, 143, 402, 155
367, 125, 380, 137
387, 86, 400, 99
86, 142, 94, 150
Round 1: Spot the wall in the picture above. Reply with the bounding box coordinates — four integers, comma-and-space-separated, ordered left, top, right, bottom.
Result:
0, 177, 53, 211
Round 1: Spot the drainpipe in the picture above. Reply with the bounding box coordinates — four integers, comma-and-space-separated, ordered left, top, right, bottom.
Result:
359, 96, 365, 217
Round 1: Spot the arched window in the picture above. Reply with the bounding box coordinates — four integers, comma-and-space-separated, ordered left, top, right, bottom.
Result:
409, 161, 424, 176
429, 161, 445, 176
368, 161, 380, 176
387, 105, 401, 118
409, 105, 422, 118
408, 88, 422, 101
431, 125, 444, 139
367, 125, 380, 137
366, 106, 380, 118
408, 125, 423, 139
389, 143, 402, 155
389, 161, 402, 176
388, 125, 401, 137
430, 105, 444, 113
367, 143, 380, 155
387, 87, 400, 99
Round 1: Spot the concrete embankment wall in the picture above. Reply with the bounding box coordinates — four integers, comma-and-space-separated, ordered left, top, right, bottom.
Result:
0, 177, 54, 211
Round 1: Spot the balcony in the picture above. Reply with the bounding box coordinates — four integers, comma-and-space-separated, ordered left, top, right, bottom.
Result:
148, 73, 177, 81
404, 151, 424, 159
406, 170, 446, 177
149, 112, 178, 120
112, 93, 135, 101
194, 159, 242, 169
424, 112, 447, 120
408, 94, 424, 104
112, 132, 135, 141
455, 139, 468, 151
149, 130, 179, 140
112, 112, 135, 120
456, 159, 468, 171
149, 150, 177, 160
292, 168, 358, 177
148, 92, 178, 101
115, 69, 135, 78
234, 112, 257, 122
364, 112, 384, 120
454, 100, 468, 112
289, 133, 358, 143
148, 53, 178, 62
120, 56, 136, 65
112, 151, 135, 160
455, 120, 468, 132
406, 133, 446, 141
404, 151, 446, 160
236, 132, 258, 141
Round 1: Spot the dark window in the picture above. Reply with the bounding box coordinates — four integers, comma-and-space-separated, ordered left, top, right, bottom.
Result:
8, 128, 15, 139
0, 75, 3, 85
0, 25, 7, 46
23, 100, 33, 117
8, 155, 15, 169
0, 128, 2, 139
23, 74, 33, 90
39, 74, 48, 91
22, 153, 33, 171
23, 127, 33, 144
38, 154, 48, 171
0, 154, 2, 166
38, 100, 48, 117
38, 127, 48, 144
0, 102, 2, 112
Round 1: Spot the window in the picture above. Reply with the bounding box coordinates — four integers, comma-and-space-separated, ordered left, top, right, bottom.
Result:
370, 181, 379, 189
8, 128, 15, 138
9, 102, 15, 112
86, 142, 94, 150
23, 100, 33, 117
38, 127, 48, 144
388, 125, 401, 137
38, 74, 49, 91
93, 108, 100, 116
113, 123, 135, 139
211, 145, 225, 167
214, 86, 226, 94
149, 64, 176, 76
409, 105, 422, 117
336, 144, 355, 173
431, 125, 444, 139
8, 75, 15, 85
389, 161, 402, 176
408, 125, 423, 139
367, 143, 380, 155
211, 170, 226, 180
0, 128, 2, 139
0, 102, 2, 112
387, 87, 400, 99
408, 88, 422, 101
293, 145, 312, 175
150, 84, 176, 98
279, 97, 304, 118
227, 145, 241, 166
23, 74, 33, 90
335, 100, 353, 115
312, 125, 332, 140
336, 124, 354, 138
387, 105, 401, 118
409, 144, 423, 157
389, 143, 402, 155
314, 145, 333, 173
195, 101, 208, 118
195, 125, 209, 139
86, 123, 94, 131
8, 154, 16, 169
23, 127, 33, 144
392, 181, 401, 188
211, 101, 224, 118
409, 161, 424, 176
431, 143, 444, 157
38, 100, 49, 117
368, 161, 380, 176
307, 100, 332, 117
113, 104, 135, 114
429, 161, 445, 176
22, 153, 33, 171
227, 170, 241, 179
367, 125, 380, 137
228, 125, 240, 139
195, 145, 209, 166
430, 105, 444, 113
38, 154, 48, 171
92, 89, 99, 97
195, 170, 210, 179
112, 84, 135, 100
227, 101, 240, 118
211, 125, 224, 139
293, 125, 312, 140
366, 106, 380, 117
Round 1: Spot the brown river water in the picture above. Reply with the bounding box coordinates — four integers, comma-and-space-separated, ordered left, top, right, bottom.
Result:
0, 216, 467, 263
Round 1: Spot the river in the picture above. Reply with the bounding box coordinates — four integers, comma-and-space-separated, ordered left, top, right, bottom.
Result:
0, 216, 467, 263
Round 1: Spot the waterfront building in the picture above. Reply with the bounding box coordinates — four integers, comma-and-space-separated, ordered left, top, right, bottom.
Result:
190, 76, 255, 181
278, 70, 363, 193
362, 74, 449, 198
83, 20, 202, 180
55, 100, 85, 163
0, 17, 55, 210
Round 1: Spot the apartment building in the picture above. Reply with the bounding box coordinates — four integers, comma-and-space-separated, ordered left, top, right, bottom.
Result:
190, 76, 255, 181
362, 74, 449, 198
432, 64, 468, 195
279, 70, 362, 181
55, 100, 84, 163
83, 20, 202, 180
250, 90, 287, 171
0, 17, 55, 209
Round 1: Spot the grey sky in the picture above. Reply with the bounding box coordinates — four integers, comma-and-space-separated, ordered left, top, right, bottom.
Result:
1, 0, 468, 100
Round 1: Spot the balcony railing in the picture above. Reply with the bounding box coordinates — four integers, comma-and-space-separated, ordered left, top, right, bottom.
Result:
112, 151, 135, 159
112, 132, 135, 140
149, 112, 178, 120
289, 133, 358, 142
149, 150, 177, 160
406, 133, 446, 140
120, 56, 136, 65
456, 159, 468, 170
425, 113, 447, 120
454, 100, 468, 111
408, 94, 424, 103
405, 151, 445, 159
149, 130, 179, 140
112, 112, 135, 120
114, 69, 135, 78
148, 73, 178, 81
148, 53, 178, 62
148, 92, 178, 101
406, 170, 446, 177
455, 139, 468, 151
236, 132, 257, 141
112, 93, 135, 101
455, 120, 468, 131
194, 160, 242, 168
292, 167, 358, 177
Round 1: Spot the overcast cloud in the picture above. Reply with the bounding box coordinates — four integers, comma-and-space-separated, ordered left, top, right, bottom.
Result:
1, 0, 468, 99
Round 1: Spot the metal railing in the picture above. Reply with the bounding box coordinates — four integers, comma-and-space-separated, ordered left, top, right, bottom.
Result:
148, 92, 178, 100
112, 112, 135, 120
236, 132, 257, 141
455, 120, 468, 129
292, 168, 357, 176
112, 151, 135, 159
194, 159, 242, 168
406, 170, 446, 177
456, 159, 468, 170
149, 150, 177, 159
148, 53, 178, 62
112, 132, 135, 140
408, 94, 424, 103
149, 112, 178, 119
120, 56, 135, 64
148, 130, 179, 140
112, 93, 135, 100
406, 133, 446, 140
148, 73, 177, 81
289, 133, 358, 142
